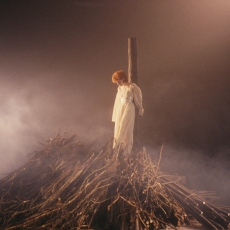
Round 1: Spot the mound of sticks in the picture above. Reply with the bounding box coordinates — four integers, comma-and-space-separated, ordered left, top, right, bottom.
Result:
0, 134, 229, 229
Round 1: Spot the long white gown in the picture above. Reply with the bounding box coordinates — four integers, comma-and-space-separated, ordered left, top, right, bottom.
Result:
112, 83, 144, 153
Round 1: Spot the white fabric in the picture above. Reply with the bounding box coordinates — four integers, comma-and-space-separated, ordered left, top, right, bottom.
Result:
120, 96, 132, 104
112, 83, 144, 154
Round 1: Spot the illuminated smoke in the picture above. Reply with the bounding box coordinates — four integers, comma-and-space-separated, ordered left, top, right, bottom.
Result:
0, 0, 230, 203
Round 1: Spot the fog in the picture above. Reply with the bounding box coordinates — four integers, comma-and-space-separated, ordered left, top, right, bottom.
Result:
0, 0, 230, 202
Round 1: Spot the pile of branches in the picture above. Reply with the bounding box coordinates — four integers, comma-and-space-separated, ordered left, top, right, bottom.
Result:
160, 174, 230, 230
0, 133, 229, 230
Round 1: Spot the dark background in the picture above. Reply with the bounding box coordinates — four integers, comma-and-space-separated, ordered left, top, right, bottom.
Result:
0, 0, 230, 203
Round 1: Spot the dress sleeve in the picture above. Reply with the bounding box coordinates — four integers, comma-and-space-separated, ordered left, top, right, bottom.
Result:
112, 89, 120, 122
132, 83, 144, 116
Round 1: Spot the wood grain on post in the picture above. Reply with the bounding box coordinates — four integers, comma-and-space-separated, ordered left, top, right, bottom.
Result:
128, 38, 138, 84
128, 38, 138, 147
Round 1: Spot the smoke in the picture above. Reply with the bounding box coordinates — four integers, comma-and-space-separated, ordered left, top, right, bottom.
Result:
0, 71, 113, 177
143, 144, 230, 205
0, 82, 40, 175
0, 0, 230, 203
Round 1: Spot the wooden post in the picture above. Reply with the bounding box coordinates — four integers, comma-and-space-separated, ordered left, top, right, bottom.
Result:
128, 38, 138, 84
128, 38, 138, 147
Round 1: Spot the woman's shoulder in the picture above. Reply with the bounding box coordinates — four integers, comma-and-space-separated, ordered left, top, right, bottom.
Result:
130, 82, 140, 89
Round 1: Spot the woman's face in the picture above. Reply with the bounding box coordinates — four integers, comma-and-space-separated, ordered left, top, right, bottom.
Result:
116, 79, 124, 86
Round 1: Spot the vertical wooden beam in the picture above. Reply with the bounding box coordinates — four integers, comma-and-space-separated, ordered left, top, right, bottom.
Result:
128, 38, 138, 84
128, 38, 138, 147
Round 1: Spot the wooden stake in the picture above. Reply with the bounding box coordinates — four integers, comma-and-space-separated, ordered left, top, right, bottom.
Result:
128, 38, 138, 147
128, 38, 138, 84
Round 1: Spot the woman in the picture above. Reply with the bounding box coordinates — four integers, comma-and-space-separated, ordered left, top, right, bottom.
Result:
112, 70, 144, 154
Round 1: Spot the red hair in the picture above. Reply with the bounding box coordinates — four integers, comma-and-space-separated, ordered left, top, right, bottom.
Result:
112, 70, 128, 83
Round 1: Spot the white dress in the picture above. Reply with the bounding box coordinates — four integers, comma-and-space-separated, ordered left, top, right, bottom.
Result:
112, 83, 144, 153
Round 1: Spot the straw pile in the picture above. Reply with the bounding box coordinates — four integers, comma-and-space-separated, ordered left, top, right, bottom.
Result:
0, 133, 229, 230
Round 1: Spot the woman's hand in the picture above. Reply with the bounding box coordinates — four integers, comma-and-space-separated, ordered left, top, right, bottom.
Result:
139, 108, 144, 116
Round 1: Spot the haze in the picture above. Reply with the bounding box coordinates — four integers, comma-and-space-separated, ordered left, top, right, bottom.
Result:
0, 0, 230, 202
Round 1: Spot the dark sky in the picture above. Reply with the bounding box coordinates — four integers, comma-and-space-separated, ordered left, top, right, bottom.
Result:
1, 0, 230, 195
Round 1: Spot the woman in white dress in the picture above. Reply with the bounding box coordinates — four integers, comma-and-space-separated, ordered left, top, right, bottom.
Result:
112, 70, 144, 154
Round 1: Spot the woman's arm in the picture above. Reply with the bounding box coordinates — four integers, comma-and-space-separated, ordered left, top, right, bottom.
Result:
132, 83, 144, 116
